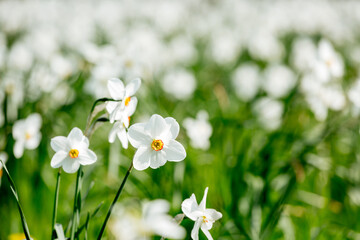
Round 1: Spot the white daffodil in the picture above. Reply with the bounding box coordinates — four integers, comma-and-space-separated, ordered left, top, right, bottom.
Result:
127, 114, 186, 170
182, 187, 222, 240
12, 113, 42, 158
313, 39, 344, 82
183, 110, 212, 150
108, 115, 130, 149
0, 152, 8, 186
50, 127, 97, 173
110, 199, 186, 240
106, 77, 141, 123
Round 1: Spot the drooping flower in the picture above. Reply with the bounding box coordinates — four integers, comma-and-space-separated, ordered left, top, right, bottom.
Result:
106, 77, 141, 123
12, 113, 42, 158
50, 127, 97, 173
183, 110, 212, 150
110, 199, 186, 240
108, 114, 130, 149
181, 187, 222, 240
127, 114, 186, 170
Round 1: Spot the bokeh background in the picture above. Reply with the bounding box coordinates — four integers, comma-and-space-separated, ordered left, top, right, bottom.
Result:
1, 0, 360, 239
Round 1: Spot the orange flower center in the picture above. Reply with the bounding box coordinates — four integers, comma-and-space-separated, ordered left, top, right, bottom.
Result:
0, 169, 3, 178
125, 97, 131, 106
151, 139, 164, 151
69, 149, 79, 158
25, 132, 31, 140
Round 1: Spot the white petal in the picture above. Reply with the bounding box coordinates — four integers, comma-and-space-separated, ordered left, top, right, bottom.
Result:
108, 123, 119, 143
51, 136, 68, 152
143, 199, 170, 217
77, 149, 97, 165
205, 209, 223, 222
128, 123, 152, 148
191, 219, 201, 240
108, 78, 125, 100
117, 128, 128, 149
62, 158, 80, 173
124, 97, 138, 117
150, 216, 186, 239
106, 101, 119, 114
14, 140, 25, 158
12, 120, 26, 140
165, 117, 180, 139
149, 150, 167, 169
200, 187, 209, 210
51, 151, 68, 168
109, 104, 123, 123
182, 194, 202, 221
164, 139, 186, 162
25, 133, 41, 149
201, 226, 214, 240
125, 77, 141, 96
146, 114, 168, 138
67, 127, 84, 145
133, 147, 151, 171
26, 113, 42, 130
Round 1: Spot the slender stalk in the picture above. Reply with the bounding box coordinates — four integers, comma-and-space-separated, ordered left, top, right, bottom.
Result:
0, 160, 31, 240
97, 162, 133, 240
51, 168, 62, 239
70, 166, 82, 240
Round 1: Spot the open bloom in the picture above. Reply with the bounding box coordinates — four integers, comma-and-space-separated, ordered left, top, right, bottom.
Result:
110, 199, 186, 240
181, 187, 222, 240
50, 127, 97, 173
106, 77, 141, 123
128, 114, 186, 170
12, 113, 42, 158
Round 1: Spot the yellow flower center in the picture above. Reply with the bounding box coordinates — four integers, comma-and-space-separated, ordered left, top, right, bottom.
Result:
0, 169, 3, 178
202, 216, 209, 223
69, 149, 79, 158
151, 139, 164, 151
125, 97, 131, 106
25, 132, 32, 140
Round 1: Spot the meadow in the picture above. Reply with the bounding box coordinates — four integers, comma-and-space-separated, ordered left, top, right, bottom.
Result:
1, 1, 360, 239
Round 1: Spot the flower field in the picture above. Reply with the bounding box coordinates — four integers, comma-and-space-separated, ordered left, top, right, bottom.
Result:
1, 1, 360, 239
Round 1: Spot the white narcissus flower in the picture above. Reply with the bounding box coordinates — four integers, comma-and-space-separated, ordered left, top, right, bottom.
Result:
110, 199, 186, 240
127, 114, 186, 170
314, 39, 344, 82
12, 113, 42, 158
183, 110, 212, 150
50, 127, 97, 173
106, 77, 141, 123
182, 187, 222, 240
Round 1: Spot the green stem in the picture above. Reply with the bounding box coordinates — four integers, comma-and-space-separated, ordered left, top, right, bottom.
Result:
97, 162, 133, 240
70, 166, 82, 240
51, 168, 62, 239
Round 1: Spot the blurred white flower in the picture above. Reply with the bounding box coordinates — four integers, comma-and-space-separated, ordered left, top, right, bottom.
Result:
262, 64, 297, 98
50, 127, 97, 173
183, 110, 212, 150
161, 69, 197, 100
348, 79, 360, 116
7, 41, 34, 72
12, 113, 42, 158
181, 187, 222, 240
291, 37, 317, 72
231, 63, 261, 101
110, 199, 186, 240
106, 77, 141, 124
313, 39, 344, 83
0, 152, 8, 186
128, 114, 186, 170
253, 97, 284, 131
